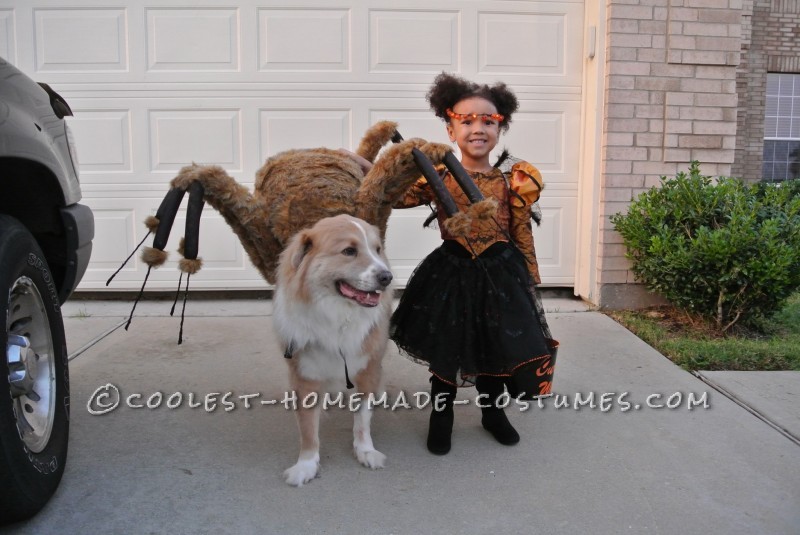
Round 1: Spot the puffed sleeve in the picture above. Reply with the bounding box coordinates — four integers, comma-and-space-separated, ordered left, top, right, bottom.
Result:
508, 161, 544, 207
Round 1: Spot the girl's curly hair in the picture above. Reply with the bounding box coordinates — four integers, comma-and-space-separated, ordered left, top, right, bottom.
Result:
426, 72, 519, 132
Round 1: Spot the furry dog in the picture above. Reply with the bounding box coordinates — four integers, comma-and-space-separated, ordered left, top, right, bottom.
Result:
272, 214, 393, 486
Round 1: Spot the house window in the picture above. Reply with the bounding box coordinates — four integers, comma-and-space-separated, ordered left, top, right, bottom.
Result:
763, 73, 800, 182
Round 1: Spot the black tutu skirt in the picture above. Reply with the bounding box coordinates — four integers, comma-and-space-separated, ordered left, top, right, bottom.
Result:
390, 240, 555, 390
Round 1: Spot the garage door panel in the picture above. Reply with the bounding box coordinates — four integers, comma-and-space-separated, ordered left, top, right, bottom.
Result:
68, 109, 132, 174
146, 8, 240, 72
86, 207, 137, 271
164, 213, 249, 272
258, 8, 350, 72
478, 2, 583, 86
506, 112, 564, 170
500, 99, 581, 181
385, 209, 441, 285
369, 9, 459, 73
71, 98, 269, 183
0, 10, 15, 60
536, 196, 577, 284
149, 109, 242, 172
479, 12, 565, 74
33, 8, 128, 72
259, 109, 351, 157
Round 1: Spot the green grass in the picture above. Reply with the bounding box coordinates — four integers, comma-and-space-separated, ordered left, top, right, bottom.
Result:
609, 293, 800, 372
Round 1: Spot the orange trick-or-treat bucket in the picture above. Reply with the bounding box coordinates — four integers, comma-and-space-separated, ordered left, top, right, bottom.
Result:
506, 338, 560, 400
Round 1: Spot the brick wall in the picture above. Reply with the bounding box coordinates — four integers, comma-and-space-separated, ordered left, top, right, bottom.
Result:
597, 0, 743, 308
732, 0, 800, 180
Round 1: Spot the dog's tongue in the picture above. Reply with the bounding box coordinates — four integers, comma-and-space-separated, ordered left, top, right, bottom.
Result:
339, 282, 380, 307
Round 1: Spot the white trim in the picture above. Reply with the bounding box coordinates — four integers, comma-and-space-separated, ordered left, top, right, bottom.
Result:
574, 0, 605, 303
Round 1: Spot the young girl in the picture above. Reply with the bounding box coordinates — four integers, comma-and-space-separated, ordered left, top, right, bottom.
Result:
390, 72, 555, 455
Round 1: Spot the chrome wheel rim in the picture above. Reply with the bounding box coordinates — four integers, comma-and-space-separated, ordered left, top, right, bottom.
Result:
6, 276, 56, 453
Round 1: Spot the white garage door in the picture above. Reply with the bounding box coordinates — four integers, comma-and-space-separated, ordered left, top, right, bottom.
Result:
1, 0, 583, 290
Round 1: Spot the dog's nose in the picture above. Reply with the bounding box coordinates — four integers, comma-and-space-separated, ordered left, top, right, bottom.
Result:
377, 270, 393, 287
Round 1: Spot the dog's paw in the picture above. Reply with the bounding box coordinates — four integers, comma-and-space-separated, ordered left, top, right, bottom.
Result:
354, 448, 387, 470
283, 459, 320, 487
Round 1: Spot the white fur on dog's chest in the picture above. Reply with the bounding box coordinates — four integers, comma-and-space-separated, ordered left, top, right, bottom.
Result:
294, 344, 367, 384
274, 294, 379, 382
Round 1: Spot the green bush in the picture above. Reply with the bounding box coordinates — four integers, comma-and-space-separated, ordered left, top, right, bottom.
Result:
610, 162, 800, 332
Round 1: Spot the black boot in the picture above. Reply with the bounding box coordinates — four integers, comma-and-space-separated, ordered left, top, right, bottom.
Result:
427, 376, 456, 455
476, 375, 520, 445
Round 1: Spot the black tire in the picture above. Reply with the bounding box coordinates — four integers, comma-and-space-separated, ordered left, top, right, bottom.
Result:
0, 215, 69, 524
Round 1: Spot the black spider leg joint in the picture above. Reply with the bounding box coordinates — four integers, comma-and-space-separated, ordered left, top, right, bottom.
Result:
122, 187, 187, 331
393, 129, 498, 292
410, 146, 459, 218
392, 129, 485, 210
442, 151, 484, 203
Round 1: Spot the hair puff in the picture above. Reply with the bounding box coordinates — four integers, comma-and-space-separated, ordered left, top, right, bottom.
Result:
426, 72, 519, 132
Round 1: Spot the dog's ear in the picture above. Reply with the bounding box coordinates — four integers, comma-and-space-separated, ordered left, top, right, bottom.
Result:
290, 230, 313, 269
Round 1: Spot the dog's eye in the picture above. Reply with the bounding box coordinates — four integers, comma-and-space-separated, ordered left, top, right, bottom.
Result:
342, 246, 357, 257
376, 246, 381, 255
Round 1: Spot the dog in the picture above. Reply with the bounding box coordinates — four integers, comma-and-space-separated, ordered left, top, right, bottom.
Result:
272, 214, 393, 486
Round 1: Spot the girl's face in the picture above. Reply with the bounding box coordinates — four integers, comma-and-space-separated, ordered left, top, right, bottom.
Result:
445, 96, 501, 169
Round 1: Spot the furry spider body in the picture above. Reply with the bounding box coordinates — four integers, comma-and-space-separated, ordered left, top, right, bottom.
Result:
109, 120, 496, 343
165, 121, 450, 284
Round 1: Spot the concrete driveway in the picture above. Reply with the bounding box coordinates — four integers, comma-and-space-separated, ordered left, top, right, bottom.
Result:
2, 296, 799, 534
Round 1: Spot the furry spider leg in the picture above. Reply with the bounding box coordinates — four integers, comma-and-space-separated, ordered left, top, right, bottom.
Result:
121, 186, 186, 330
394, 131, 506, 293
111, 182, 206, 337
402, 131, 537, 276
392, 131, 497, 230
109, 122, 452, 344
409, 145, 500, 294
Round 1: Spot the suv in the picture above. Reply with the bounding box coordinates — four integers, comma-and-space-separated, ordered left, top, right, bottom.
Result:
0, 57, 94, 523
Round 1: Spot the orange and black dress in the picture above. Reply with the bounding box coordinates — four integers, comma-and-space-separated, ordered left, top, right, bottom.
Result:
390, 159, 555, 391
